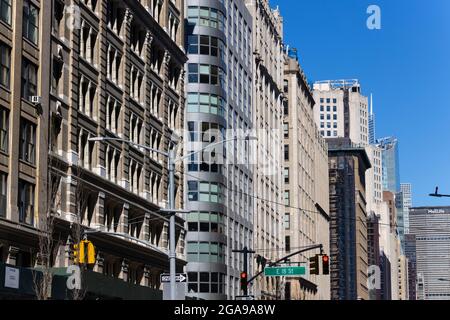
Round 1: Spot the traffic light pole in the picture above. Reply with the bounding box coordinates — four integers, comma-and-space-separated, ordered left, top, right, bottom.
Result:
247, 244, 323, 285
233, 247, 256, 296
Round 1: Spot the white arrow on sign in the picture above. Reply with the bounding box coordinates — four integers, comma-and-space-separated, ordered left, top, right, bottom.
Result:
160, 273, 187, 283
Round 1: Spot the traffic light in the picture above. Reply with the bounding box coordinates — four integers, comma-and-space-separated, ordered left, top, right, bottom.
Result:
322, 255, 330, 275
73, 240, 96, 265
309, 254, 319, 275
240, 272, 248, 292
85, 240, 96, 265
73, 242, 84, 264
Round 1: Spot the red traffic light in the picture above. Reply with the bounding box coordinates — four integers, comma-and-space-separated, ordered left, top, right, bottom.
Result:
240, 272, 247, 279
322, 255, 329, 262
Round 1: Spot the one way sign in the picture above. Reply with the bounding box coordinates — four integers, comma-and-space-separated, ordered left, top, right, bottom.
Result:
160, 273, 187, 283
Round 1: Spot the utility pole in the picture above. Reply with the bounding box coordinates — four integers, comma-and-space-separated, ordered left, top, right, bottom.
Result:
233, 247, 256, 297
168, 148, 176, 301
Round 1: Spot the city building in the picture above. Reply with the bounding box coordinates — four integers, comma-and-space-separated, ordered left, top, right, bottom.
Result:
367, 212, 381, 300
398, 254, 409, 300
377, 137, 400, 193
282, 53, 330, 300
400, 183, 412, 235
379, 250, 392, 300
409, 206, 450, 300
245, 0, 285, 300
312, 79, 369, 145
404, 233, 417, 300
185, 0, 254, 300
327, 137, 371, 300
1, 0, 189, 299
368, 94, 375, 144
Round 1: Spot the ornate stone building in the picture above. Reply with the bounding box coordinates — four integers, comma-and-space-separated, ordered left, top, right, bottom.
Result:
1, 0, 188, 299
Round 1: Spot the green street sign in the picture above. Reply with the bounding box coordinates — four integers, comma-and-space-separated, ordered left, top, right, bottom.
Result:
264, 266, 306, 277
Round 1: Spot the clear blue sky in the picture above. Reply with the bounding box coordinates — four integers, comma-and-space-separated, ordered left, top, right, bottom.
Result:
270, 0, 450, 207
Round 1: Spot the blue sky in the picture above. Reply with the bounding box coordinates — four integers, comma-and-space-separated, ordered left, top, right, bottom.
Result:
270, 0, 450, 206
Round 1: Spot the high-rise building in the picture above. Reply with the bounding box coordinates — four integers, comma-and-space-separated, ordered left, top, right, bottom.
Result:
398, 255, 409, 300
367, 212, 381, 300
282, 54, 330, 300
409, 207, 450, 300
400, 183, 412, 234
245, 0, 285, 300
404, 233, 417, 300
379, 250, 392, 300
327, 137, 371, 300
185, 0, 254, 300
313, 79, 369, 145
1, 0, 189, 299
368, 94, 376, 144
377, 137, 400, 193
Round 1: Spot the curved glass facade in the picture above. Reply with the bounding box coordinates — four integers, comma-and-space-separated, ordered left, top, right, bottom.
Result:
184, 0, 253, 300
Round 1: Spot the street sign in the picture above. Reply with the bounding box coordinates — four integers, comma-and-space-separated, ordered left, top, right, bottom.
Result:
264, 266, 306, 277
160, 273, 187, 283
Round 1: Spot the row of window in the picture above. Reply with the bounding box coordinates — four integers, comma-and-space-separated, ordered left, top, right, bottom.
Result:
187, 6, 226, 32
0, 0, 39, 45
188, 63, 226, 87
0, 44, 38, 100
0, 172, 35, 226
320, 130, 338, 137
0, 109, 36, 165
320, 122, 338, 129
320, 105, 337, 112
320, 98, 337, 104
186, 211, 225, 234
186, 241, 225, 264
187, 34, 226, 63
320, 114, 338, 121
187, 272, 226, 294
187, 181, 225, 204
186, 92, 226, 117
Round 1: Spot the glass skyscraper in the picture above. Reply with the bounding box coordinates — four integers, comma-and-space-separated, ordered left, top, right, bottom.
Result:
184, 0, 254, 300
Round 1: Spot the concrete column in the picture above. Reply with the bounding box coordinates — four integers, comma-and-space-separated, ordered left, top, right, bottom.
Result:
93, 252, 105, 274
119, 259, 129, 282
91, 192, 105, 229
117, 203, 129, 234
141, 265, 151, 287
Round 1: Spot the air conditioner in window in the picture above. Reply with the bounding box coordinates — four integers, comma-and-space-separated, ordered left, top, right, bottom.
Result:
30, 96, 42, 105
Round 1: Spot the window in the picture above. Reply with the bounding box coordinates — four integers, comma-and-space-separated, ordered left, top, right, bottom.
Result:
285, 236, 290, 252
187, 6, 225, 32
284, 145, 289, 161
284, 167, 289, 184
284, 213, 290, 230
188, 181, 224, 204
0, 172, 6, 217
21, 59, 38, 101
284, 191, 290, 206
0, 42, 10, 88
19, 119, 36, 164
326, 98, 330, 103
283, 123, 289, 138
320, 105, 324, 112
18, 180, 35, 225
0, 0, 11, 25
187, 92, 225, 116
333, 105, 337, 112
0, 107, 8, 153
333, 98, 337, 103
326, 106, 330, 112
320, 98, 324, 103
23, 0, 39, 44
188, 63, 224, 86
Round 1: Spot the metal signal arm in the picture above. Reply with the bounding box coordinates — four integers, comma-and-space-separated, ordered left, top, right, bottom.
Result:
247, 244, 323, 285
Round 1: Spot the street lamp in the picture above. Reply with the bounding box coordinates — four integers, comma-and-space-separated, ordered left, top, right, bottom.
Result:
429, 186, 450, 198
89, 134, 257, 299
